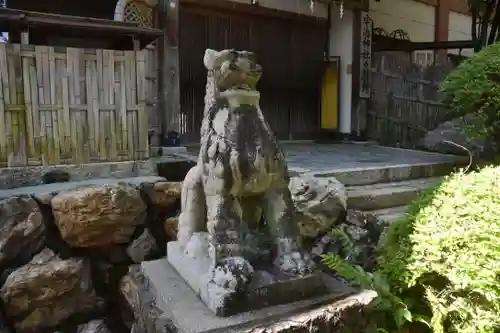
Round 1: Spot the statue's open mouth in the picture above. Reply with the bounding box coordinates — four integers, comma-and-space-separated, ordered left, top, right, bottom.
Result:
218, 65, 262, 93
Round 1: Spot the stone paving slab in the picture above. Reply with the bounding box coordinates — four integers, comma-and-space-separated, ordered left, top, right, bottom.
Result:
181, 142, 467, 174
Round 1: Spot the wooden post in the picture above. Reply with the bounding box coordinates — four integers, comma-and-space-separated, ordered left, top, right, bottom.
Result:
158, 0, 181, 144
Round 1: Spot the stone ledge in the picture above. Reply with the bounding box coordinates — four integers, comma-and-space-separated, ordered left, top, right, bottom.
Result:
242, 289, 378, 333
0, 160, 157, 190
0, 176, 167, 200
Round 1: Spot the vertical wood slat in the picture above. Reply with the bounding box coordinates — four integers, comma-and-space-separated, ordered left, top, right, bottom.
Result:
0, 45, 8, 164
7, 45, 18, 165
49, 47, 60, 165
21, 45, 35, 162
136, 48, 148, 159
35, 46, 47, 165
0, 43, 152, 167
367, 51, 455, 148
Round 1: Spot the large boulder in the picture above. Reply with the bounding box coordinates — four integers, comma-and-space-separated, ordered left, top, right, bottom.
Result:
0, 196, 45, 269
126, 229, 158, 263
0, 248, 103, 332
120, 266, 164, 333
149, 181, 182, 209
164, 215, 179, 240
311, 209, 388, 271
419, 113, 492, 156
289, 175, 347, 239
51, 184, 147, 247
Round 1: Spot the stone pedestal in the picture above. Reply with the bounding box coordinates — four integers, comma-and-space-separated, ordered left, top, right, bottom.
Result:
167, 240, 329, 317
140, 257, 377, 333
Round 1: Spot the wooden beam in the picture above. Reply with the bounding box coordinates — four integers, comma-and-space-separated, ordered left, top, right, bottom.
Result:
374, 39, 475, 51
158, 0, 181, 142
313, 0, 369, 11
0, 8, 162, 41
180, 0, 328, 25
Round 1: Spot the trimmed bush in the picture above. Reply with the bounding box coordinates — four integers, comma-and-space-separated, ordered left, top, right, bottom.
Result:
440, 42, 500, 147
378, 166, 500, 333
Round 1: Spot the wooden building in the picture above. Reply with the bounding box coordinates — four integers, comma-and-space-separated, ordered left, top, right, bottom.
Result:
168, 0, 370, 142
0, 0, 161, 167
0, 0, 372, 167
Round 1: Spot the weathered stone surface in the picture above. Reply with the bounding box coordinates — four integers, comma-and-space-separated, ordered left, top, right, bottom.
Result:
51, 184, 147, 247
419, 113, 493, 156
141, 255, 374, 333
0, 196, 45, 268
175, 49, 315, 316
32, 192, 54, 205
164, 215, 179, 240
126, 229, 158, 263
119, 265, 164, 333
311, 209, 388, 271
76, 319, 111, 333
243, 290, 377, 333
0, 248, 103, 332
150, 181, 181, 209
289, 175, 347, 239
42, 169, 70, 184
167, 234, 328, 317
0, 160, 157, 190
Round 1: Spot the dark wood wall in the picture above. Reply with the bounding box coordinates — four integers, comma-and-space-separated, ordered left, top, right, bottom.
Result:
179, 3, 327, 142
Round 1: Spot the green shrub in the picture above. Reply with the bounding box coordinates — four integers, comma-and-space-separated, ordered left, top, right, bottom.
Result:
440, 42, 500, 145
323, 166, 500, 332
378, 166, 500, 333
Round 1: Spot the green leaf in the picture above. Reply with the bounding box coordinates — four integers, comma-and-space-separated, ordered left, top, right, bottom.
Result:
413, 315, 431, 328
394, 307, 412, 327
372, 271, 391, 295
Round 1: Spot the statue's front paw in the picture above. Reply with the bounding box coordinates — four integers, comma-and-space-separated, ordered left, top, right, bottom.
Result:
210, 256, 254, 292
275, 251, 315, 276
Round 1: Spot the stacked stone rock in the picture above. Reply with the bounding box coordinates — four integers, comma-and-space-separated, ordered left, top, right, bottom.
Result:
0, 179, 181, 333
0, 172, 387, 333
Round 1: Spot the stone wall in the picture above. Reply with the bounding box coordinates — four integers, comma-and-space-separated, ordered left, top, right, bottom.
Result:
0, 177, 180, 333
0, 169, 384, 333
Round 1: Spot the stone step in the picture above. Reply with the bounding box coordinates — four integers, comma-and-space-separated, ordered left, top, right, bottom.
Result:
168, 144, 468, 187
347, 177, 441, 211
365, 205, 409, 223
309, 159, 464, 186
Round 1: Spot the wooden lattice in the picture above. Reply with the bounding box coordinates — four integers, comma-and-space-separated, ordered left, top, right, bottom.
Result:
124, 0, 154, 28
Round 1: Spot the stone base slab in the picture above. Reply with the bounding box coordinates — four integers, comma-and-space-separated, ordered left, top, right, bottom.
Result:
0, 160, 156, 190
141, 257, 377, 333
167, 240, 329, 317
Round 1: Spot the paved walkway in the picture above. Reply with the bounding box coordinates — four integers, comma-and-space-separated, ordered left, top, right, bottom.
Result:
181, 142, 466, 174
0, 143, 466, 199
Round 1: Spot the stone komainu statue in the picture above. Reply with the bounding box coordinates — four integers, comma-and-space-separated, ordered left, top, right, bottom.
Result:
177, 48, 314, 291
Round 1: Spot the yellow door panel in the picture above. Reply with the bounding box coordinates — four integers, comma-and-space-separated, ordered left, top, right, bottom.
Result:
321, 60, 339, 130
